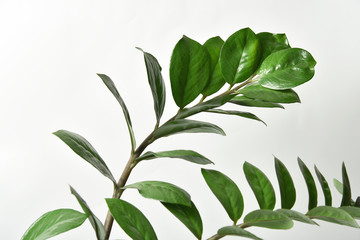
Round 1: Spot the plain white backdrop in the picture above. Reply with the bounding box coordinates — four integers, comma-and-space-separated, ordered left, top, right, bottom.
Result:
1, 0, 360, 239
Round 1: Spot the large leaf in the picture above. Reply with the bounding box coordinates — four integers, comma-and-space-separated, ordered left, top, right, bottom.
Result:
97, 73, 136, 150
201, 169, 244, 223
243, 162, 276, 210
314, 165, 332, 206
123, 181, 191, 207
340, 206, 360, 219
106, 199, 157, 240
136, 150, 213, 165
153, 119, 225, 140
162, 201, 203, 239
256, 32, 290, 62
206, 109, 266, 125
220, 28, 261, 84
243, 209, 293, 229
274, 157, 296, 209
307, 206, 359, 228
170, 35, 211, 108
298, 157, 317, 210
21, 209, 87, 240
202, 36, 226, 96
137, 48, 166, 124
256, 48, 316, 90
230, 95, 284, 108
53, 130, 116, 183
217, 226, 262, 240
239, 84, 300, 103
275, 209, 318, 225
70, 186, 105, 240
341, 162, 352, 206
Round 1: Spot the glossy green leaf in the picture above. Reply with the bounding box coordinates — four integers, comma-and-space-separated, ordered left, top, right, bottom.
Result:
298, 157, 317, 210
137, 48, 166, 124
243, 209, 293, 229
230, 95, 284, 108
170, 35, 211, 108
206, 109, 266, 125
97, 73, 136, 150
136, 150, 213, 165
123, 181, 191, 207
21, 209, 87, 240
217, 226, 262, 240
106, 199, 157, 240
243, 162, 276, 210
257, 32, 290, 62
239, 84, 300, 103
333, 178, 343, 194
153, 119, 225, 140
307, 206, 359, 228
341, 162, 352, 206
202, 36, 226, 96
275, 209, 318, 225
220, 28, 261, 84
314, 165, 332, 206
201, 169, 244, 223
53, 130, 116, 184
274, 157, 296, 209
162, 201, 203, 239
70, 186, 105, 240
256, 48, 316, 90
340, 206, 360, 219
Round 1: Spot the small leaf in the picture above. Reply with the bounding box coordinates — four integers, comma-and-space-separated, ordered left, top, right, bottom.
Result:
314, 165, 332, 206
53, 130, 116, 183
170, 35, 211, 108
106, 199, 157, 240
275, 209, 318, 225
136, 150, 213, 165
243, 162, 276, 210
274, 157, 296, 209
217, 226, 262, 240
333, 178, 343, 194
243, 209, 293, 229
239, 84, 300, 103
220, 28, 261, 84
21, 209, 87, 240
256, 32, 290, 62
70, 186, 105, 240
256, 48, 316, 90
137, 48, 166, 124
339, 206, 360, 219
97, 73, 136, 150
230, 95, 284, 108
307, 206, 359, 228
123, 181, 191, 207
298, 157, 317, 210
201, 169, 244, 223
206, 109, 266, 125
162, 201, 203, 239
153, 119, 225, 140
341, 162, 352, 206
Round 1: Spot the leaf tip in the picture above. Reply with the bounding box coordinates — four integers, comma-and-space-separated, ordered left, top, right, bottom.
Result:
135, 46, 144, 52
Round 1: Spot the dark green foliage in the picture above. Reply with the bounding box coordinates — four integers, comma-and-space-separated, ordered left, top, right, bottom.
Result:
298, 157, 317, 210
275, 157, 296, 209
314, 165, 332, 206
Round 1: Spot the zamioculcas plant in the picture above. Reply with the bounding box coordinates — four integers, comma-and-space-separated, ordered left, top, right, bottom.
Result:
22, 27, 359, 240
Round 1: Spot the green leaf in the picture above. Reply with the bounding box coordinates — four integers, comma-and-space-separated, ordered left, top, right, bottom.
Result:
123, 181, 191, 207
202, 36, 226, 96
137, 48, 166, 124
153, 119, 225, 140
256, 32, 290, 62
314, 165, 332, 206
97, 73, 136, 151
106, 199, 157, 240
230, 95, 284, 108
243, 209, 293, 229
341, 162, 352, 206
307, 206, 359, 228
239, 84, 300, 103
274, 157, 296, 209
136, 150, 213, 165
170, 35, 211, 108
53, 130, 116, 184
206, 109, 266, 125
217, 226, 262, 240
339, 206, 360, 219
69, 186, 105, 240
256, 48, 316, 90
275, 209, 318, 225
162, 201, 203, 239
243, 162, 276, 210
333, 178, 343, 194
21, 209, 87, 240
298, 157, 317, 210
220, 28, 261, 84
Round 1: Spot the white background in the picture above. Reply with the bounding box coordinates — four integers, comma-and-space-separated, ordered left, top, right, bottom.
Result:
1, 0, 360, 239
